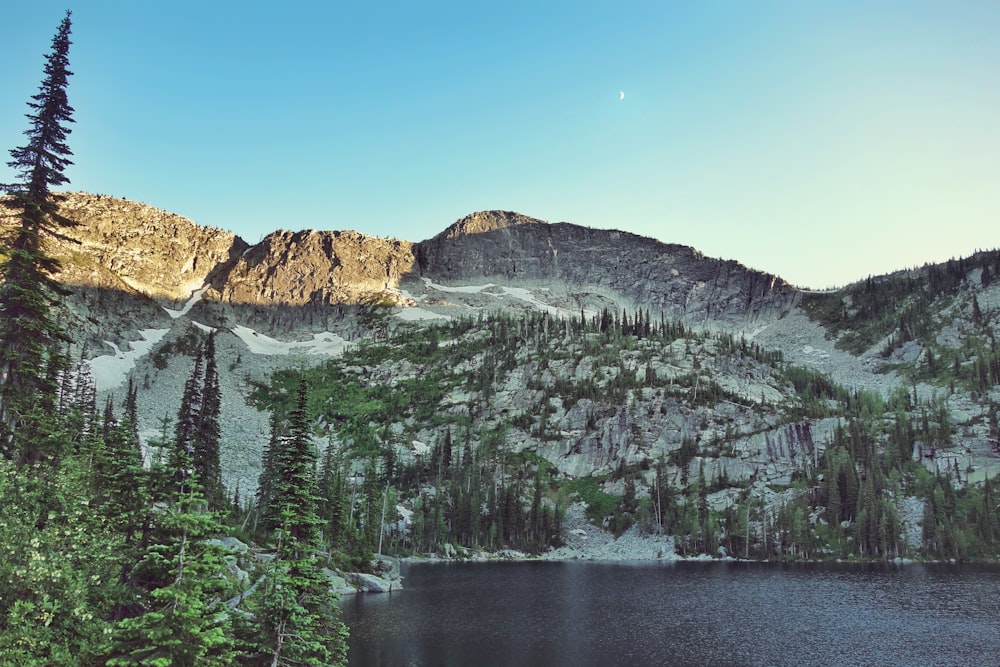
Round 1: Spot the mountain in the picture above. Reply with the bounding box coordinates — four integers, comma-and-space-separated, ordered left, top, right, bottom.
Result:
416, 210, 798, 325
4, 191, 999, 560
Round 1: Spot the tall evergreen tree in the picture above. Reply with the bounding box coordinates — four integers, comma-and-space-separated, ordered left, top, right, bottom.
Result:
254, 411, 283, 533
193, 332, 223, 507
241, 379, 348, 666
318, 441, 348, 551
0, 11, 76, 462
104, 452, 236, 667
260, 380, 320, 541
123, 376, 140, 442
175, 352, 204, 460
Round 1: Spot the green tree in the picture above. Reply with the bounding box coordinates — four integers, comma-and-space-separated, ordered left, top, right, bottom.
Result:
0, 11, 76, 463
193, 332, 223, 507
170, 334, 223, 508
104, 468, 236, 666
0, 451, 121, 664
254, 411, 282, 533
318, 441, 348, 551
94, 410, 148, 546
174, 352, 203, 482
241, 380, 348, 666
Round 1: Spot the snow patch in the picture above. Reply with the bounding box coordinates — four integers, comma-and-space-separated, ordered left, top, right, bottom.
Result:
395, 307, 449, 322
420, 277, 494, 294
411, 440, 430, 455
163, 285, 209, 319
88, 328, 170, 391
191, 320, 217, 333
419, 277, 576, 317
230, 326, 349, 356
497, 285, 565, 315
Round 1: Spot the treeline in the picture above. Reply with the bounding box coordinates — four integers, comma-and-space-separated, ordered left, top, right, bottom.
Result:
255, 416, 566, 560
402, 430, 562, 555
801, 249, 1000, 355
797, 259, 1000, 402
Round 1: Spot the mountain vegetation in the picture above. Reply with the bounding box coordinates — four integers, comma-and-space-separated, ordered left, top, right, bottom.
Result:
248, 307, 1000, 563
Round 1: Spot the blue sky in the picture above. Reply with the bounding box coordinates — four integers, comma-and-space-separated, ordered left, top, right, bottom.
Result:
2, 2, 999, 288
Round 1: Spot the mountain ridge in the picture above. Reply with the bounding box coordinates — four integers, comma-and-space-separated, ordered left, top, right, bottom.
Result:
4, 192, 800, 340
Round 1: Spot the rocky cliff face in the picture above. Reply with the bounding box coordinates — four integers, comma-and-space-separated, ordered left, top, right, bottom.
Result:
214, 228, 414, 307
53, 193, 247, 304
188, 228, 418, 335
415, 212, 798, 326
2, 193, 251, 349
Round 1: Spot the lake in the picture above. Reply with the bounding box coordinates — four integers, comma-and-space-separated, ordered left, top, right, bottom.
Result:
339, 560, 1000, 667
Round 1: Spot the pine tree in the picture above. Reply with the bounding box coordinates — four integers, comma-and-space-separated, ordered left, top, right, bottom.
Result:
254, 410, 287, 534
318, 441, 348, 551
441, 428, 453, 471
193, 332, 223, 507
175, 351, 204, 467
123, 376, 140, 442
0, 11, 76, 463
241, 379, 348, 666
93, 406, 147, 535
172, 337, 231, 507
104, 461, 236, 667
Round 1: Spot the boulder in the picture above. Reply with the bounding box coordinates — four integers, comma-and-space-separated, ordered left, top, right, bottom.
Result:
345, 572, 399, 593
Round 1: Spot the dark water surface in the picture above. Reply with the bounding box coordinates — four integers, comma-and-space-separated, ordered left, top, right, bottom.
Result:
339, 560, 1000, 667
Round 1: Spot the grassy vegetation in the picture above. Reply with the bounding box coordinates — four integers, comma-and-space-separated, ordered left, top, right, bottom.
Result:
562, 476, 619, 525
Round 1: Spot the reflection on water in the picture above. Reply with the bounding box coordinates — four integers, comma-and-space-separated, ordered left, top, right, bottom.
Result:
340, 561, 1000, 667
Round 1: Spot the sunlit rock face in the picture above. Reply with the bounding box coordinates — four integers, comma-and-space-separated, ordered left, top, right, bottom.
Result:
51, 192, 247, 304
193, 228, 417, 336
2, 192, 244, 349
214, 228, 415, 307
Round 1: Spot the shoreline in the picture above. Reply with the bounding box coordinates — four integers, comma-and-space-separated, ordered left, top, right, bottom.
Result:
347, 501, 998, 592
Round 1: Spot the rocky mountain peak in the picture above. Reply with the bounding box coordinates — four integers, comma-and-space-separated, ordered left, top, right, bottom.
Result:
415, 214, 797, 325
435, 210, 547, 240
215, 227, 415, 308
32, 192, 248, 302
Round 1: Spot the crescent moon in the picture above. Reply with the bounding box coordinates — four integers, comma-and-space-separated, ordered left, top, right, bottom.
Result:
619, 90, 625, 100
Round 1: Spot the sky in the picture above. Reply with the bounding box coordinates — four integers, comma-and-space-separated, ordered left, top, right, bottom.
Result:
1, 1, 999, 289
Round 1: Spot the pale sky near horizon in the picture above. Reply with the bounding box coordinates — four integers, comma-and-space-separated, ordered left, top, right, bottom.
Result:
2, 2, 998, 289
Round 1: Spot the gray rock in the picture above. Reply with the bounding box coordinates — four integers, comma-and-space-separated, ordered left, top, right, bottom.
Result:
345, 572, 399, 593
